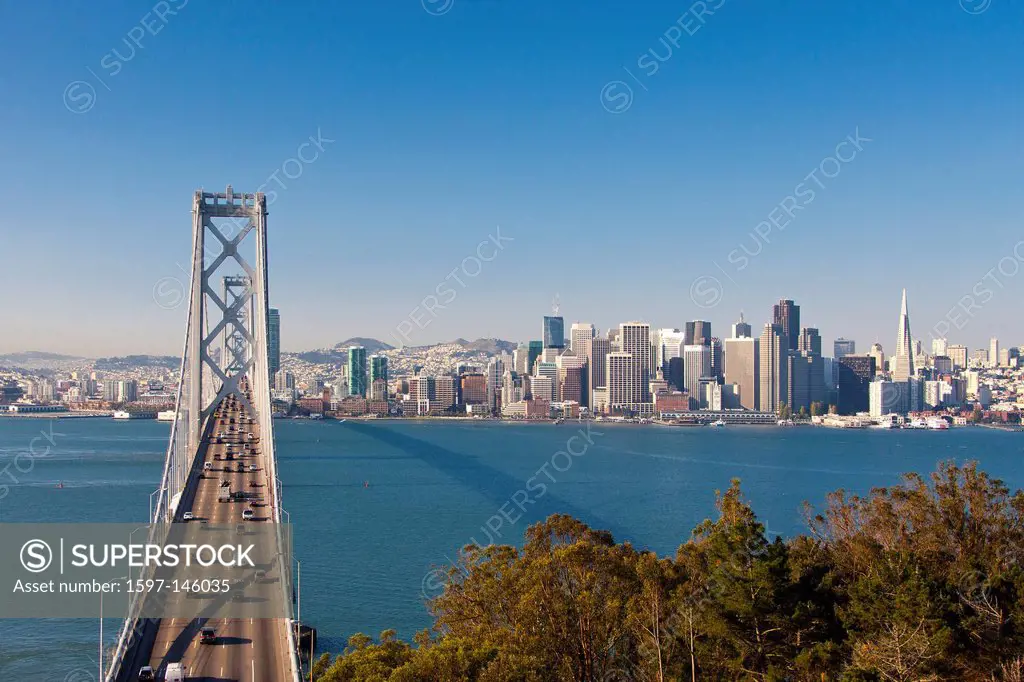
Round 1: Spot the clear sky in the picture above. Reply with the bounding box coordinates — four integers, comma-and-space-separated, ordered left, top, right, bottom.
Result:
1, 0, 1021, 357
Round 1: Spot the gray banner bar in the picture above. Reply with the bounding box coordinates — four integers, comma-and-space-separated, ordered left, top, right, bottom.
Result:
1, 523, 293, 618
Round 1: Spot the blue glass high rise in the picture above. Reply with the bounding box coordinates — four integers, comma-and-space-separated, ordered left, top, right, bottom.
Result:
543, 316, 564, 349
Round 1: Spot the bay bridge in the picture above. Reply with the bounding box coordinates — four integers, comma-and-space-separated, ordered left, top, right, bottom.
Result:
105, 187, 302, 681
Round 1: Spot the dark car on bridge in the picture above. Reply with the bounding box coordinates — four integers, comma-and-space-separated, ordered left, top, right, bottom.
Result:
200, 627, 216, 644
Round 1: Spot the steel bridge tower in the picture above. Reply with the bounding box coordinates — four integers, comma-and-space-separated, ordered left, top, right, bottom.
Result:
105, 187, 300, 681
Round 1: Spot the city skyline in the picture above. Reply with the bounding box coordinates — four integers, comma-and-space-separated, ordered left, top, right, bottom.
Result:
3, 284, 1016, 360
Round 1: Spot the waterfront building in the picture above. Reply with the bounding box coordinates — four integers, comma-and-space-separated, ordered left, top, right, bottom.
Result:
788, 327, 825, 413
591, 337, 610, 391
347, 346, 368, 397
559, 366, 583, 406
486, 357, 504, 413
607, 351, 637, 413
369, 378, 388, 402
529, 375, 555, 403
570, 323, 595, 407
834, 338, 856, 359
619, 322, 652, 402
460, 373, 486, 405
724, 335, 759, 410
543, 316, 565, 349
710, 337, 724, 379
869, 379, 904, 418
683, 344, 711, 402
658, 329, 686, 392
268, 308, 281, 378
892, 289, 915, 382
836, 355, 875, 415
759, 323, 788, 413
370, 354, 389, 387
103, 379, 138, 404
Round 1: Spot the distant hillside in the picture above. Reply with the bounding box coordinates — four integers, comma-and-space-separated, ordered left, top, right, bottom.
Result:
0, 351, 87, 370
332, 338, 394, 354
292, 349, 347, 365
451, 338, 518, 354
94, 355, 179, 370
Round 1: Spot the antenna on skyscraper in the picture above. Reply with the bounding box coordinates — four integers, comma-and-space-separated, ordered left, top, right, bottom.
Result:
552, 294, 560, 316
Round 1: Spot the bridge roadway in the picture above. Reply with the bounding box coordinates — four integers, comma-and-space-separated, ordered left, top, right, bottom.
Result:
127, 392, 292, 681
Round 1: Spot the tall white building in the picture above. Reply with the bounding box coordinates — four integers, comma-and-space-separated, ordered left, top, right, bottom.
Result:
570, 323, 595, 407
724, 336, 759, 410
990, 337, 1000, 367
869, 343, 885, 376
619, 322, 652, 402
682, 344, 711, 404
759, 324, 788, 413
607, 351, 640, 412
892, 289, 915, 382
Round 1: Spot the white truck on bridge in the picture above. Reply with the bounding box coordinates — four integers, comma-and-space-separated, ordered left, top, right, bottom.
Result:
164, 662, 185, 681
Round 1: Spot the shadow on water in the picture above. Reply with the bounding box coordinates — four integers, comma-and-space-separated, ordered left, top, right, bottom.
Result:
343, 421, 634, 544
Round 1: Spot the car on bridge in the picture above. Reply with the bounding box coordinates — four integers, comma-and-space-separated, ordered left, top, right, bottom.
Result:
242, 508, 254, 521
183, 512, 193, 521
137, 666, 155, 681
200, 626, 216, 644
165, 662, 185, 682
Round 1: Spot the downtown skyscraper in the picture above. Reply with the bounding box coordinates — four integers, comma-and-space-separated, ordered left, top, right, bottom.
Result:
570, 323, 596, 407
268, 308, 281, 377
892, 289, 915, 382
772, 299, 800, 351
759, 323, 789, 413
543, 316, 565, 349
347, 345, 367, 397
725, 315, 759, 410
619, 322, 652, 403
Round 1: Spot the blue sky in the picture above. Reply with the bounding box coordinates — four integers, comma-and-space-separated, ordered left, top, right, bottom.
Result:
0, 0, 1021, 356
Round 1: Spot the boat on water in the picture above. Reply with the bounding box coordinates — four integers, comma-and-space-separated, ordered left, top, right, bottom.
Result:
708, 419, 726, 428
113, 410, 157, 420
157, 410, 176, 422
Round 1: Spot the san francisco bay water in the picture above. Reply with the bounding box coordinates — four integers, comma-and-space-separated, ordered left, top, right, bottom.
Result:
1, 417, 1022, 680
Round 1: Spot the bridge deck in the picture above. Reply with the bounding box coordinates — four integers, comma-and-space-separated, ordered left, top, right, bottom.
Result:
128, 392, 292, 681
